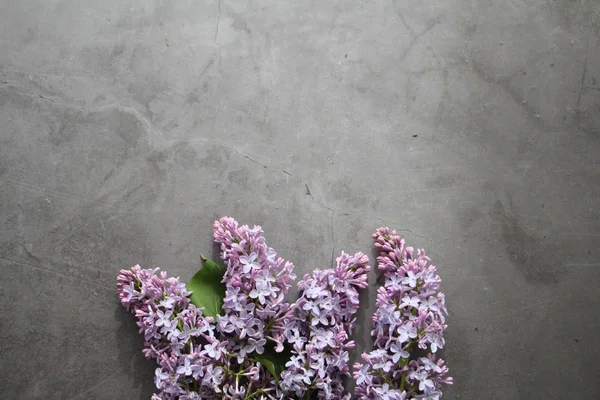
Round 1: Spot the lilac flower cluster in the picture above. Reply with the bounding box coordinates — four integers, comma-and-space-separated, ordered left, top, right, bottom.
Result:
213, 217, 296, 357
353, 227, 452, 400
117, 217, 298, 400
281, 251, 371, 399
117, 265, 219, 399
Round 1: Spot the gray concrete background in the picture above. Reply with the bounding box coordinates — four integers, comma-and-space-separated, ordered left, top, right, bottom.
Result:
1, 0, 599, 399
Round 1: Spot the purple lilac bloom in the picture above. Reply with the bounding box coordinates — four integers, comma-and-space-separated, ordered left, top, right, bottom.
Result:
213, 217, 296, 355
118, 264, 222, 399
280, 251, 371, 400
353, 227, 453, 400
117, 217, 299, 400
212, 217, 298, 395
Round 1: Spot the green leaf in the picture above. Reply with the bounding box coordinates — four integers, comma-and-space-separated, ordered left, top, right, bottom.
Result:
187, 254, 226, 318
254, 344, 292, 382
255, 355, 278, 381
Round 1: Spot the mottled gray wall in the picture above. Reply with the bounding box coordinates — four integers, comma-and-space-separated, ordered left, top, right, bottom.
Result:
1, 0, 599, 399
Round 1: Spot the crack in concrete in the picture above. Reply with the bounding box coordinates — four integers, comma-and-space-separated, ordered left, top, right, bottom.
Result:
0, 256, 113, 291
1, 82, 168, 147
304, 183, 312, 196
396, 10, 416, 38
198, 58, 216, 78
235, 149, 316, 200
467, 60, 548, 128
576, 53, 588, 112
233, 148, 343, 261
574, 53, 590, 133
330, 208, 336, 268
3, 82, 343, 237
2, 81, 59, 104
398, 21, 438, 64
211, 0, 224, 139
214, 0, 222, 43
435, 66, 449, 127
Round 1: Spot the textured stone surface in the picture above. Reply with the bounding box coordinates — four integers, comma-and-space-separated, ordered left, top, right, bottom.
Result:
1, 0, 599, 398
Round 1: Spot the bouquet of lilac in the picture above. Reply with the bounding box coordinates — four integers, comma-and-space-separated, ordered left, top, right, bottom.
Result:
117, 219, 451, 399
353, 228, 453, 400
117, 217, 372, 399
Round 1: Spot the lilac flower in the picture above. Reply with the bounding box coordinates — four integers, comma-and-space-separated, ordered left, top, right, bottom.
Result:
167, 327, 182, 343
238, 338, 266, 363
397, 324, 418, 343
402, 270, 418, 288
355, 364, 372, 386
372, 383, 406, 400
240, 252, 260, 273
180, 393, 201, 400
159, 297, 176, 309
353, 227, 452, 400
176, 357, 193, 376
202, 364, 224, 388
190, 360, 204, 380
286, 328, 307, 348
410, 370, 435, 392
248, 279, 275, 305
390, 341, 409, 363
401, 295, 421, 309
155, 368, 169, 388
